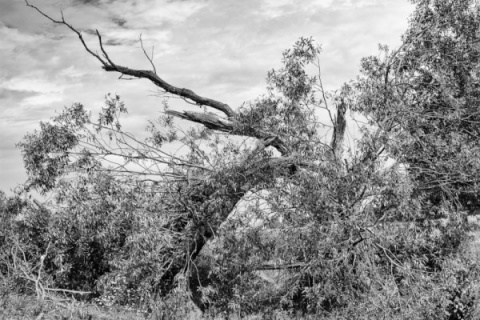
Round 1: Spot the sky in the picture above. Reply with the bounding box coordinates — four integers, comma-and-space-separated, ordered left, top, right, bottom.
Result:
0, 0, 414, 195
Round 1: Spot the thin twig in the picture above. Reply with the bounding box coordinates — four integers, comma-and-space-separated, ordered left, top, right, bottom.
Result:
140, 33, 157, 74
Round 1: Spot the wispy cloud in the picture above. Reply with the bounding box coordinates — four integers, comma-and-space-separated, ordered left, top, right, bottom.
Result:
72, 0, 102, 6
111, 17, 128, 28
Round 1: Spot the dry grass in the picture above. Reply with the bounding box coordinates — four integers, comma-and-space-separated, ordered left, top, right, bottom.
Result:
0, 292, 148, 320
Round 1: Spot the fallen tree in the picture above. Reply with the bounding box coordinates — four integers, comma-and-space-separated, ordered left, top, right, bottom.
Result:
12, 0, 480, 318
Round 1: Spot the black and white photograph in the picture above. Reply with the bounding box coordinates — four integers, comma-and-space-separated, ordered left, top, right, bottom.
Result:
1, 0, 480, 319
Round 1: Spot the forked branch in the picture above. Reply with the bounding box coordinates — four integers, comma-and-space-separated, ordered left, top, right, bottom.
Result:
25, 0, 235, 118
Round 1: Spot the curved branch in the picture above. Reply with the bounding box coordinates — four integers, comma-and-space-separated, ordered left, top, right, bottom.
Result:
25, 0, 235, 118
104, 65, 235, 117
166, 110, 234, 132
166, 110, 290, 155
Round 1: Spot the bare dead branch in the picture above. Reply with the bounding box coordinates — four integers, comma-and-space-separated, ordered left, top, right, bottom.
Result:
105, 65, 235, 117
166, 110, 290, 155
43, 288, 92, 295
166, 110, 234, 132
25, 0, 108, 68
96, 29, 115, 66
25, 0, 235, 118
254, 262, 308, 270
140, 33, 157, 74
330, 99, 347, 160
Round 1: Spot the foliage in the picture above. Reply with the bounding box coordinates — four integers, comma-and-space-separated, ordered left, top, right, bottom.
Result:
351, 0, 480, 213
238, 37, 321, 152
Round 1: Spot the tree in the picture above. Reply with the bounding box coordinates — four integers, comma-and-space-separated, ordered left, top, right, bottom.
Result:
14, 0, 480, 318
352, 0, 480, 214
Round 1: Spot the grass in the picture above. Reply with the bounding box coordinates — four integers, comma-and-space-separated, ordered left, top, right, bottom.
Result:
0, 281, 207, 320
0, 292, 148, 320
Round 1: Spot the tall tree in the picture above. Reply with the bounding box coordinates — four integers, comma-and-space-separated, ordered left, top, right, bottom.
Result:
352, 0, 480, 214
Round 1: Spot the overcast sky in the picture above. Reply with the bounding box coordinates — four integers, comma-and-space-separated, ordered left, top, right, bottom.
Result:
0, 0, 414, 194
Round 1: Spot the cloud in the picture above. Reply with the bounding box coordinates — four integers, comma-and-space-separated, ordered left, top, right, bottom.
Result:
2, 76, 64, 94
22, 92, 64, 106
0, 25, 43, 51
72, 0, 102, 6
104, 39, 125, 46
111, 17, 127, 28
0, 88, 37, 100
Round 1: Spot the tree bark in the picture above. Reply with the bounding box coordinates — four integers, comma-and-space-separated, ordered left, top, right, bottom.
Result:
104, 65, 236, 117
331, 99, 347, 160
